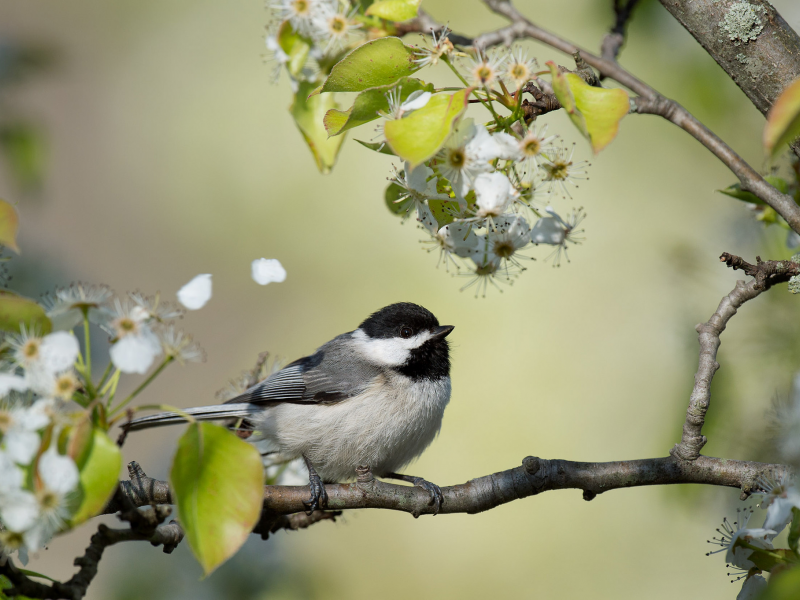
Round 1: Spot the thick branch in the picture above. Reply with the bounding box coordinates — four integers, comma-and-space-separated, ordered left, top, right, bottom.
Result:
109, 456, 788, 521
473, 0, 800, 234
656, 0, 800, 124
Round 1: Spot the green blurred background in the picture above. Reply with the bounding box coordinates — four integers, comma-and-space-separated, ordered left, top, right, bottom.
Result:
2, 0, 800, 597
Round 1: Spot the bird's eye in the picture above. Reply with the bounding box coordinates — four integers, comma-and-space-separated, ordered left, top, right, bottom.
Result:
400, 326, 413, 339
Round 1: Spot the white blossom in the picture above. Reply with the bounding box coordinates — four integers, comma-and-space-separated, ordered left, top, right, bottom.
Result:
252, 258, 287, 285
437, 121, 499, 200
473, 172, 516, 219
737, 574, 768, 600
0, 373, 28, 396
39, 445, 79, 494
0, 489, 39, 532
756, 476, 800, 533
177, 274, 212, 310
39, 332, 80, 374
0, 450, 24, 492
110, 331, 162, 374
707, 508, 777, 570
0, 400, 50, 465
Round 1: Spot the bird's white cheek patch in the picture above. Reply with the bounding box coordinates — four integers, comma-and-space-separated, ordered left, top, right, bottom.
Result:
351, 329, 433, 367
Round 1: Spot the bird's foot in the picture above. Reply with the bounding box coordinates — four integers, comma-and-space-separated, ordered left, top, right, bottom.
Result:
385, 472, 444, 515
411, 477, 444, 515
302, 455, 328, 515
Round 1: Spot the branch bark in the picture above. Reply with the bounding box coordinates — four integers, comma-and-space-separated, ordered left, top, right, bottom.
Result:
672, 253, 800, 460
656, 0, 800, 119
1, 504, 183, 600
472, 0, 800, 234
107, 455, 788, 521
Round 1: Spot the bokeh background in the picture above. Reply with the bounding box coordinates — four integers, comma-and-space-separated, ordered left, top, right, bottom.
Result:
3, 0, 800, 598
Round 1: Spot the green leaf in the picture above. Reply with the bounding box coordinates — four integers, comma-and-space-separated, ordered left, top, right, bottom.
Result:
383, 89, 470, 168
385, 181, 407, 216
0, 199, 20, 253
67, 428, 122, 526
324, 77, 433, 136
365, 0, 421, 21
355, 139, 396, 155
0, 290, 51, 335
429, 198, 459, 228
0, 124, 46, 192
277, 21, 311, 78
290, 81, 347, 173
789, 507, 800, 554
547, 62, 629, 153
764, 77, 800, 157
718, 175, 789, 205
319, 37, 420, 93
760, 565, 800, 600
171, 422, 264, 576
547, 62, 586, 138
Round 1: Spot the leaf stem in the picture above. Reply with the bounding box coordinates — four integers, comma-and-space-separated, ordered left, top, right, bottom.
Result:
110, 356, 174, 416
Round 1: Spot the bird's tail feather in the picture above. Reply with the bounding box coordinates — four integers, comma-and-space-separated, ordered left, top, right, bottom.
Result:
126, 403, 259, 431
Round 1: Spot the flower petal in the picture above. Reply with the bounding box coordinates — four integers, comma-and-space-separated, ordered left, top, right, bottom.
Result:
110, 332, 161, 374
0, 490, 40, 531
251, 259, 287, 285
39, 445, 79, 494
177, 274, 213, 310
38, 332, 80, 374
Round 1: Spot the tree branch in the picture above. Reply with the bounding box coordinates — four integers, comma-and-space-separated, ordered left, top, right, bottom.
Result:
472, 0, 800, 234
656, 1, 800, 128
106, 455, 788, 523
601, 0, 641, 63
671, 253, 800, 460
1, 504, 183, 600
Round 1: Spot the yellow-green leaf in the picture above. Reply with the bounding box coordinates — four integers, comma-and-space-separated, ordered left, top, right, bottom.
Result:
0, 199, 20, 253
0, 290, 51, 334
718, 175, 788, 205
760, 566, 800, 600
320, 37, 420, 93
548, 62, 629, 153
764, 77, 800, 157
67, 428, 122, 526
383, 89, 470, 168
548, 62, 587, 138
277, 21, 311, 78
171, 422, 264, 576
323, 77, 433, 136
290, 81, 346, 173
365, 0, 421, 21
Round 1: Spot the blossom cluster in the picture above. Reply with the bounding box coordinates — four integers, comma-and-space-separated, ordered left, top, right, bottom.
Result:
0, 332, 81, 563
705, 372, 800, 598
266, 0, 363, 88
397, 39, 592, 295
0, 258, 286, 561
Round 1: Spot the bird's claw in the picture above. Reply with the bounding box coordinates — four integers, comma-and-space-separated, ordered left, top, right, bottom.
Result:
302, 455, 328, 514
412, 477, 443, 515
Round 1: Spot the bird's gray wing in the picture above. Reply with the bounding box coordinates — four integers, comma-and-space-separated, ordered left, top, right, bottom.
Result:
230, 334, 379, 405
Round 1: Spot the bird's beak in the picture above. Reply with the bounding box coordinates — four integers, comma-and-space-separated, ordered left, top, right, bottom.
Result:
431, 325, 454, 340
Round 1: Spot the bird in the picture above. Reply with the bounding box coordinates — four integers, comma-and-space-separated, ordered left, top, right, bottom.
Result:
127, 302, 455, 513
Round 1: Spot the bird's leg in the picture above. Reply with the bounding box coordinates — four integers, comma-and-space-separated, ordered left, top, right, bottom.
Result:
384, 472, 444, 515
302, 454, 328, 514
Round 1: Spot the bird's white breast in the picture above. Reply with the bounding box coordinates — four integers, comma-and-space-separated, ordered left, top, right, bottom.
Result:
255, 372, 451, 482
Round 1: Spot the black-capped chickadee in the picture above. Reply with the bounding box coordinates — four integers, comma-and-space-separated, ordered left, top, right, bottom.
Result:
128, 302, 454, 513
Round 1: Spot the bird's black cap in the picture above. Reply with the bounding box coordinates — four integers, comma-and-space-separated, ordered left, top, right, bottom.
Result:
359, 302, 441, 339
